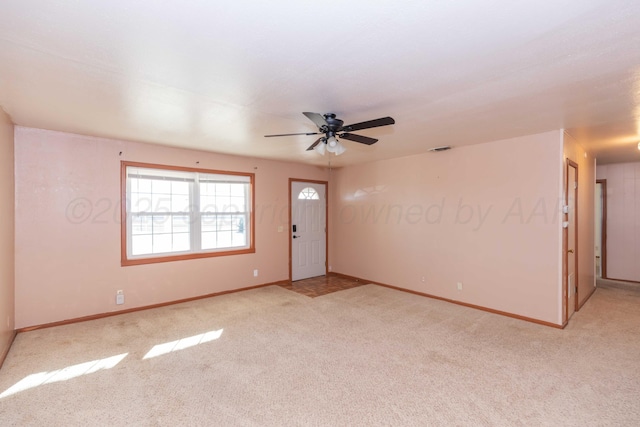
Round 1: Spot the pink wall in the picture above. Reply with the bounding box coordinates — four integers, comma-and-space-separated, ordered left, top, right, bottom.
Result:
0, 109, 15, 356
329, 131, 564, 325
14, 127, 328, 328
596, 162, 640, 282
563, 133, 596, 306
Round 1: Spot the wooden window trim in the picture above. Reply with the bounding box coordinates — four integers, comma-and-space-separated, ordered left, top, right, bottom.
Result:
120, 161, 255, 266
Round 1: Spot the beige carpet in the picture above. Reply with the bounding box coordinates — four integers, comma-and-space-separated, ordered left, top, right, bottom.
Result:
0, 283, 639, 426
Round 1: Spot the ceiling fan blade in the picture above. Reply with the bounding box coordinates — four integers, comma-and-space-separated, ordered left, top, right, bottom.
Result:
306, 137, 324, 151
342, 116, 395, 132
303, 112, 328, 129
339, 133, 378, 145
264, 132, 320, 137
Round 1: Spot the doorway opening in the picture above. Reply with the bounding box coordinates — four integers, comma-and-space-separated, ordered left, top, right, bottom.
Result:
563, 159, 579, 324
595, 179, 607, 279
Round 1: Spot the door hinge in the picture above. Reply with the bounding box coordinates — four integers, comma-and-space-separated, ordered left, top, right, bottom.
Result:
574, 182, 577, 189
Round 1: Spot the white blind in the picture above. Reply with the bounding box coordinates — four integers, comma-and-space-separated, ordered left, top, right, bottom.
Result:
127, 166, 194, 182
127, 167, 250, 183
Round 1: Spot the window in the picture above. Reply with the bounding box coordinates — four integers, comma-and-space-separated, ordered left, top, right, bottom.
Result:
298, 187, 319, 200
121, 162, 254, 266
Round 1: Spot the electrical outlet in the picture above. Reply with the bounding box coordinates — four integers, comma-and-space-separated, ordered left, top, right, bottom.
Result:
457, 282, 463, 291
421, 276, 426, 283
253, 269, 258, 277
116, 290, 124, 305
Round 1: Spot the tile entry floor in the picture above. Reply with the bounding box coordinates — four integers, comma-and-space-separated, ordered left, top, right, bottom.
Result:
277, 275, 365, 298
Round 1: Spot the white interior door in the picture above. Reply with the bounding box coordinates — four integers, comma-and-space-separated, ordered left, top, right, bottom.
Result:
291, 181, 326, 281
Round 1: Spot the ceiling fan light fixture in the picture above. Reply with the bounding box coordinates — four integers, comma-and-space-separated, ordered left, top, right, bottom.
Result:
325, 137, 346, 155
314, 140, 326, 155
333, 140, 346, 155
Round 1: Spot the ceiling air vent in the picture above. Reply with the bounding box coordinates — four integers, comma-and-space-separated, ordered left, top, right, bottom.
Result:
428, 146, 452, 152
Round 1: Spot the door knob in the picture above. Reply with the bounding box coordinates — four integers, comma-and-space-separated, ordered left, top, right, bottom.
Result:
293, 235, 299, 239
568, 249, 574, 253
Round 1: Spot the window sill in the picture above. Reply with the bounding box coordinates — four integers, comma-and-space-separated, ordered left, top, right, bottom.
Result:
121, 247, 256, 266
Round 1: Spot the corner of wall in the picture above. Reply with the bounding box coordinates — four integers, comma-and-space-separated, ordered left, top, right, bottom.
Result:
562, 131, 596, 311
0, 107, 16, 367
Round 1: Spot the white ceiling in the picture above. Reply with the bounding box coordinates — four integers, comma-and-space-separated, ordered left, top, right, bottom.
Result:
1, 0, 640, 167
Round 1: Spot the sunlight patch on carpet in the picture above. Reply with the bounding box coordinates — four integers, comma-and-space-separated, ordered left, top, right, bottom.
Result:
143, 329, 223, 359
0, 353, 128, 399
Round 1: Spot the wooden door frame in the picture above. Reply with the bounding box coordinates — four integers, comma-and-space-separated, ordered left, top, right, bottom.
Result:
563, 159, 579, 324
288, 178, 329, 282
596, 179, 607, 279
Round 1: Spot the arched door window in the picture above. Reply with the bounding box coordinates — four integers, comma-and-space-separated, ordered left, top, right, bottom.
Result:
298, 187, 319, 200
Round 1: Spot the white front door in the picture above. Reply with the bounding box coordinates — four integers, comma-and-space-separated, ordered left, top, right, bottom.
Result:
291, 181, 327, 281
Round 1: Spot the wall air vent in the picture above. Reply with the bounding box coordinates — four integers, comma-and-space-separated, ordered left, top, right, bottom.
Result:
428, 146, 452, 152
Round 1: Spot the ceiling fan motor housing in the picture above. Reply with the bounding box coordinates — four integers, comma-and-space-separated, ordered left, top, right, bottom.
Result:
323, 113, 343, 132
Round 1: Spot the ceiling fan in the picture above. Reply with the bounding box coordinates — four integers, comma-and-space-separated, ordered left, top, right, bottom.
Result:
264, 112, 395, 155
